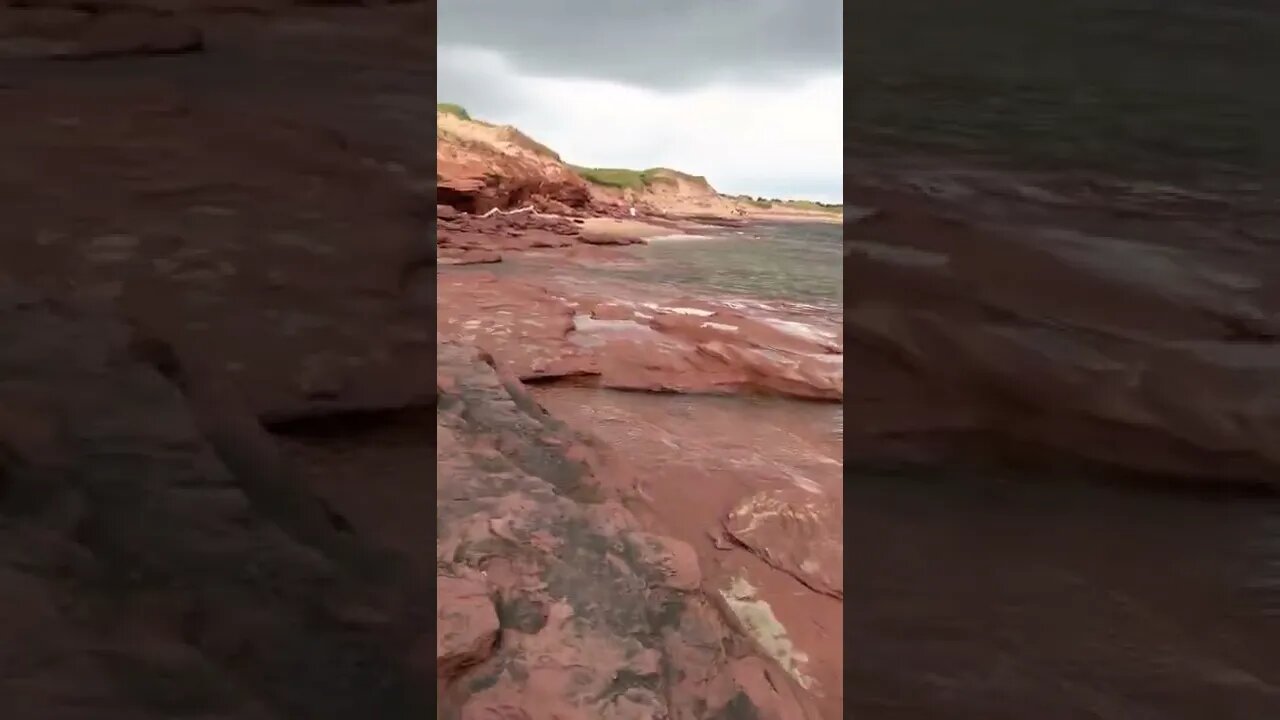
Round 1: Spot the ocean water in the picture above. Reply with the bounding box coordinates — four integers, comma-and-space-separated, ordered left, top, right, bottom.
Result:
611, 222, 844, 309
851, 0, 1280, 191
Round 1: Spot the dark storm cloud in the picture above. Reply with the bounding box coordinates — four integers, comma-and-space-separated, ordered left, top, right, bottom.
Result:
437, 0, 843, 89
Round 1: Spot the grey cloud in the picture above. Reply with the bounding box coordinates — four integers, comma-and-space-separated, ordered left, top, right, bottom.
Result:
437, 0, 843, 89
436, 49, 529, 119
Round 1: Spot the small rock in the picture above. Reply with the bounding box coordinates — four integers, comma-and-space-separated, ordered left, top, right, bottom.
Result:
708, 529, 734, 551
434, 575, 499, 680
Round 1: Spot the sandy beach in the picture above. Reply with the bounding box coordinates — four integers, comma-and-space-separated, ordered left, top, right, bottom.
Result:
744, 208, 844, 224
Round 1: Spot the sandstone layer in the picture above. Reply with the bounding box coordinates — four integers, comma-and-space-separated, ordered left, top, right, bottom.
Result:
436, 109, 593, 215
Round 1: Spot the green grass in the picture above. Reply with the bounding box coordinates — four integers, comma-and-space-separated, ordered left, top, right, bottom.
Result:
739, 195, 773, 208
571, 166, 711, 190
644, 168, 709, 186
778, 199, 843, 214
436, 103, 471, 120
570, 166, 648, 190
737, 195, 842, 213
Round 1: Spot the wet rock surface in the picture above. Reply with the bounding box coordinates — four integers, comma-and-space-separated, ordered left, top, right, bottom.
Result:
0, 6, 446, 718
837, 159, 1280, 720
532, 387, 846, 719
435, 207, 636, 263
0, 283, 435, 719
436, 343, 821, 720
437, 257, 843, 402
846, 162, 1280, 488
0, 4, 433, 421
722, 487, 844, 600
850, 5, 1280, 716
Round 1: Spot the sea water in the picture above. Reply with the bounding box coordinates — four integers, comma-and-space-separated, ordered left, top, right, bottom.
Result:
610, 221, 844, 309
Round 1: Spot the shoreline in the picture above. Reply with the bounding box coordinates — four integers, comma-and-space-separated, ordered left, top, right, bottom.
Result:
743, 210, 844, 225
577, 211, 841, 243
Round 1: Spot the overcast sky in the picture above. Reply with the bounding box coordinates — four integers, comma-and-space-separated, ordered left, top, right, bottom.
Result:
437, 1, 843, 203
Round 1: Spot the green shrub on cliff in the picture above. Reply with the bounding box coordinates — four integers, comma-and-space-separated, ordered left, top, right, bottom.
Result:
437, 103, 471, 120
779, 199, 843, 214
571, 166, 712, 191
642, 168, 709, 187
571, 166, 648, 190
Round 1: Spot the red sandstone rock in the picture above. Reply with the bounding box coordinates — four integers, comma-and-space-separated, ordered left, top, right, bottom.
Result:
436, 342, 821, 720
629, 532, 703, 591
589, 302, 642, 322
0, 11, 446, 718
0, 282, 437, 718
531, 384, 844, 719
437, 271, 844, 402
435, 575, 499, 681
437, 122, 593, 214
578, 230, 644, 246
439, 249, 501, 265
722, 488, 844, 599
436, 212, 585, 254
844, 164, 1280, 486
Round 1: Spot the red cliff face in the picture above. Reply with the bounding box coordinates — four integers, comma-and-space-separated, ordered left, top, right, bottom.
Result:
436, 111, 594, 214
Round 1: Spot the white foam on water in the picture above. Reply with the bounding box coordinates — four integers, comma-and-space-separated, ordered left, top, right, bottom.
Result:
647, 233, 714, 242
660, 306, 716, 317
764, 318, 840, 344
701, 321, 740, 332
722, 299, 779, 313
